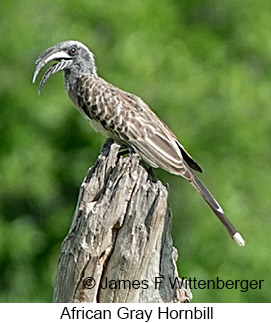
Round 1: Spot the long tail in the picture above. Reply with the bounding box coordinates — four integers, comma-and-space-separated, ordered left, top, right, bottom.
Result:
189, 172, 245, 246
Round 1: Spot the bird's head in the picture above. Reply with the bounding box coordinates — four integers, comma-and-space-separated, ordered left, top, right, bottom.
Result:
32, 40, 97, 94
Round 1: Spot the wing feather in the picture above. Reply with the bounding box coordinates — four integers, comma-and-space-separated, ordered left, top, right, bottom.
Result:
116, 89, 202, 176
79, 75, 202, 177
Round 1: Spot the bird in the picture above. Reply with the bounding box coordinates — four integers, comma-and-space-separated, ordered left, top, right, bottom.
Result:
33, 40, 245, 246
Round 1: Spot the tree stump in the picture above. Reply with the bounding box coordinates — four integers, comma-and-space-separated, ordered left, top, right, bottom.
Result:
53, 139, 192, 303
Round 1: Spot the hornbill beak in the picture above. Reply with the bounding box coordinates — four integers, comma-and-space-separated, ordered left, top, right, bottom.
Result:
32, 45, 73, 94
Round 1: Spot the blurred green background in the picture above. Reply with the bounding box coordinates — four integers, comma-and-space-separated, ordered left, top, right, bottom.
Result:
0, 0, 270, 302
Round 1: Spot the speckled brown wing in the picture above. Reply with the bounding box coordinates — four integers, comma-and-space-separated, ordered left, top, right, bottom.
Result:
76, 74, 201, 179
74, 75, 244, 245
33, 40, 245, 246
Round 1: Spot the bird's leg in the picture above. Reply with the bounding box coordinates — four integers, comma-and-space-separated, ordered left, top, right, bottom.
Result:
139, 159, 156, 180
117, 144, 132, 157
117, 145, 155, 178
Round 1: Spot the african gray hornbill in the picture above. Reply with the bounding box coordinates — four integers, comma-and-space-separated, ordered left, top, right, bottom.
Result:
33, 40, 245, 246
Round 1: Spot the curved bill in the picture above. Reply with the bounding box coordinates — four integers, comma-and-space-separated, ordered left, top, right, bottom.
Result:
32, 46, 72, 94
37, 60, 73, 94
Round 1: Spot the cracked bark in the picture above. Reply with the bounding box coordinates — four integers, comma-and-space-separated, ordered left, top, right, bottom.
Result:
53, 139, 192, 303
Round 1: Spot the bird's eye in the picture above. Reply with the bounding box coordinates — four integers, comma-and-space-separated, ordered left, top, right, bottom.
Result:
69, 47, 77, 56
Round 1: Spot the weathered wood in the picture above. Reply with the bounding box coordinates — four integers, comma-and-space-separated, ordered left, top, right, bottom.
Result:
53, 139, 192, 303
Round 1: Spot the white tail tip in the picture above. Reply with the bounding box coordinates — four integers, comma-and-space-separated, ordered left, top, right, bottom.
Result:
233, 232, 245, 247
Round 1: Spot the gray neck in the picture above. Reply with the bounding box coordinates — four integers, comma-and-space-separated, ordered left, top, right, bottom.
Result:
64, 60, 97, 80
64, 64, 97, 107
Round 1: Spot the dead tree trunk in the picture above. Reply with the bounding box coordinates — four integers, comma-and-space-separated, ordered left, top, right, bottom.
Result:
53, 139, 192, 303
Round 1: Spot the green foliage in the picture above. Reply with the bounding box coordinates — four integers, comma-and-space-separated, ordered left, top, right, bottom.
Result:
0, 0, 270, 302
